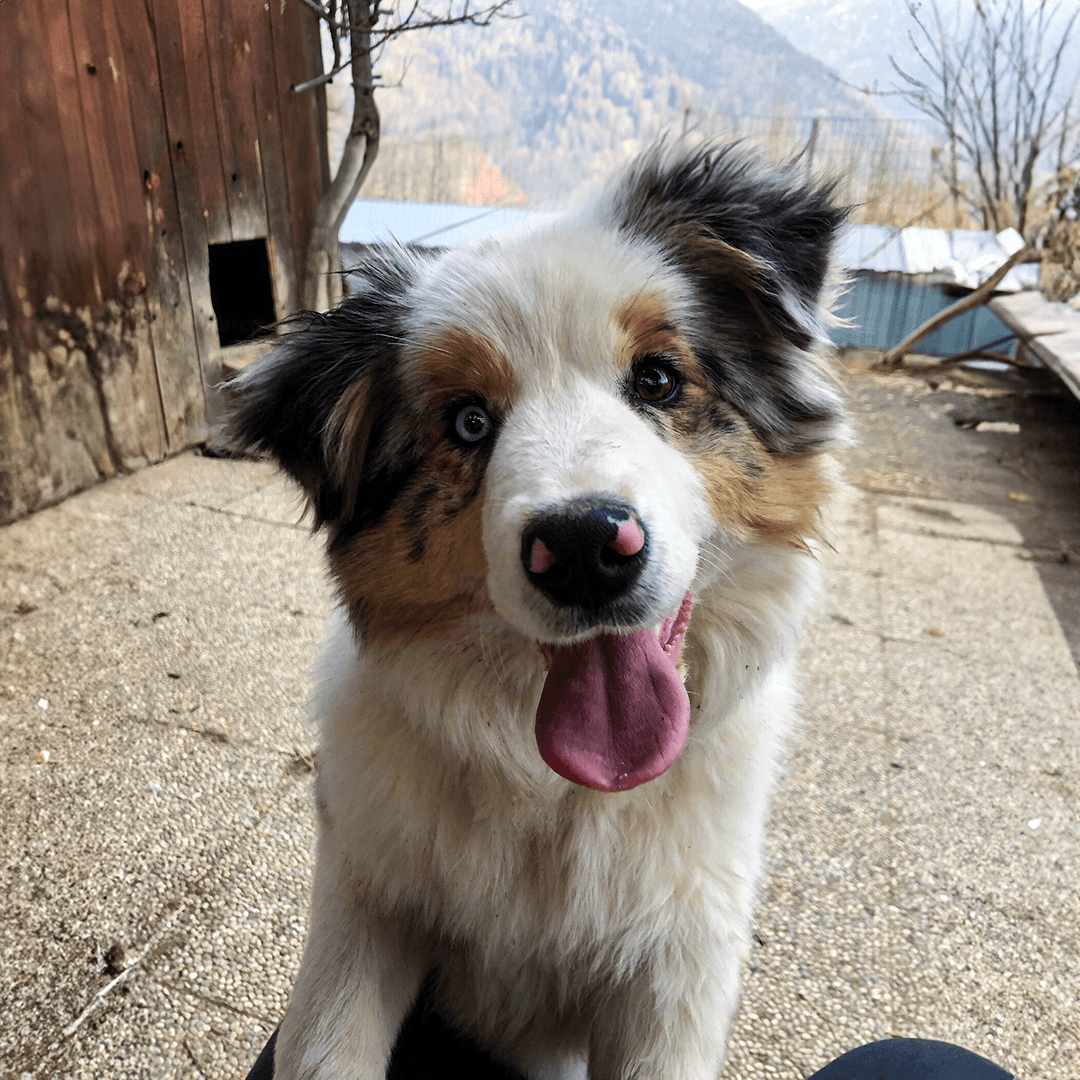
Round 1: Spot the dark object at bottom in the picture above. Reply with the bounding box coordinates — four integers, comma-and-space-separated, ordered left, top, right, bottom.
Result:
806, 1037, 1012, 1080
246, 1010, 1013, 1080
245, 983, 528, 1080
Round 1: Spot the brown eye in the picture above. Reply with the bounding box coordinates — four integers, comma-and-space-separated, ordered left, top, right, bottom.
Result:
633, 359, 679, 404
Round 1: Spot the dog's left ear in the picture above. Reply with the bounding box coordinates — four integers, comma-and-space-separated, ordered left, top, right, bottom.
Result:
603, 142, 847, 454
604, 142, 845, 349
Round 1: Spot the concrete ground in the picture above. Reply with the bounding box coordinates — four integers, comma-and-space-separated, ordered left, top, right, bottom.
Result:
2, 356, 1078, 1080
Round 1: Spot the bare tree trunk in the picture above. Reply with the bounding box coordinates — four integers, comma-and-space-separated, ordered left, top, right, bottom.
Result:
301, 0, 380, 312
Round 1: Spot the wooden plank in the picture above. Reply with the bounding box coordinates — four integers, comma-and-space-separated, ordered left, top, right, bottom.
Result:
266, 0, 328, 305
153, 0, 231, 241
0, 2, 163, 519
65, 0, 143, 290
150, 0, 225, 426
989, 293, 1080, 401
0, 255, 33, 523
0, 319, 117, 521
300, 5, 331, 194
0, 1, 118, 516
0, 2, 38, 319
989, 290, 1080, 337
112, 0, 208, 447
201, 0, 269, 243
67, 0, 168, 466
0, 0, 90, 311
249, 0, 300, 318
36, 0, 108, 307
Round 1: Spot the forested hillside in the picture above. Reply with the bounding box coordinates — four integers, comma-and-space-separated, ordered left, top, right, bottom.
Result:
332, 0, 924, 211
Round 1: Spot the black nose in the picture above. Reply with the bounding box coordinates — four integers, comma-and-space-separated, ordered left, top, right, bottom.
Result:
521, 500, 648, 610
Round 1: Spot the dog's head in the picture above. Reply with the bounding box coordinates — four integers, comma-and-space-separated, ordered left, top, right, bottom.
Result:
226, 142, 845, 791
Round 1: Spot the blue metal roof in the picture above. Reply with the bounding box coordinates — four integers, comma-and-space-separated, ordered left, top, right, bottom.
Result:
340, 199, 549, 249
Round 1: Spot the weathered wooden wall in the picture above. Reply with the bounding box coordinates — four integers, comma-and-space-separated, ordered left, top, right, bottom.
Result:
0, 0, 328, 524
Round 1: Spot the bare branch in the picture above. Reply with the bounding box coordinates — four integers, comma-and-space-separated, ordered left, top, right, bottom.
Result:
293, 0, 514, 93
880, 245, 1034, 368
295, 0, 516, 308
888, 0, 1079, 236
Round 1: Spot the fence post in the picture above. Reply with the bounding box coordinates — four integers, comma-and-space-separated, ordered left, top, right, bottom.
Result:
804, 118, 820, 177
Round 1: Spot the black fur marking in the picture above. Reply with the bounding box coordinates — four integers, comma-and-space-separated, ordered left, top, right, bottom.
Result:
604, 142, 847, 455
224, 251, 434, 541
693, 341, 838, 455
670, 398, 738, 441
403, 483, 441, 562
442, 464, 487, 521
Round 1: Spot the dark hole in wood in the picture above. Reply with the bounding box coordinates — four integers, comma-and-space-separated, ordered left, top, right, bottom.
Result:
208, 238, 276, 348
86, 64, 97, 75
176, 140, 184, 152
231, 172, 239, 182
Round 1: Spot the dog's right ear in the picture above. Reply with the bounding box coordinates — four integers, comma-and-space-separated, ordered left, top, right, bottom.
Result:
223, 254, 424, 537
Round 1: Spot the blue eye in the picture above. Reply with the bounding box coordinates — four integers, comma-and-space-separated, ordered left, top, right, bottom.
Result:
453, 403, 493, 443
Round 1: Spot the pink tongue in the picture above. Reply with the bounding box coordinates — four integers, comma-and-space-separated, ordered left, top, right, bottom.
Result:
535, 593, 692, 792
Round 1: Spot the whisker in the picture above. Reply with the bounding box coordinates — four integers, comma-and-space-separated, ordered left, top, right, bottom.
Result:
696, 556, 737, 591
701, 539, 733, 564
477, 630, 498, 682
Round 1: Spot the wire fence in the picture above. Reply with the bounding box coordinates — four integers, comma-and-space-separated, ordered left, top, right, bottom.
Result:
700, 113, 960, 228
355, 113, 962, 230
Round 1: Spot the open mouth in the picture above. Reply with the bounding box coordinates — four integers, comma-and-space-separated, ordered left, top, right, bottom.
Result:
535, 590, 694, 792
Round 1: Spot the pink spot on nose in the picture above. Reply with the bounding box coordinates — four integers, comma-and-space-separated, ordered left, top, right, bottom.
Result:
529, 537, 556, 574
610, 519, 645, 557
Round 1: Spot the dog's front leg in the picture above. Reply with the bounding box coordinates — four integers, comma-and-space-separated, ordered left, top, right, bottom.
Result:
586, 956, 741, 1080
274, 858, 428, 1080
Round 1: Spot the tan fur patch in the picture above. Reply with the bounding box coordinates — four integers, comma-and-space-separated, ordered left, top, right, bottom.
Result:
331, 470, 493, 646
328, 331, 508, 645
613, 292, 692, 368
420, 331, 513, 407
689, 447, 760, 539
324, 377, 374, 520
694, 440, 828, 551
641, 346, 829, 550
748, 453, 830, 549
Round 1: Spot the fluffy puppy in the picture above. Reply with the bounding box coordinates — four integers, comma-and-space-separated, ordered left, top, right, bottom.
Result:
227, 142, 845, 1080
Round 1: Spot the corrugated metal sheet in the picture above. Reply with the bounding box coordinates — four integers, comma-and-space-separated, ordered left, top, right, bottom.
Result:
831, 272, 1016, 356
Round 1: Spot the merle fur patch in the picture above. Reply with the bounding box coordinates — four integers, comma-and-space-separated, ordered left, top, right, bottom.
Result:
600, 142, 847, 455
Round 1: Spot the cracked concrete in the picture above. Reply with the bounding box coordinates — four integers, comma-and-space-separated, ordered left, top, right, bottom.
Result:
1, 357, 1078, 1079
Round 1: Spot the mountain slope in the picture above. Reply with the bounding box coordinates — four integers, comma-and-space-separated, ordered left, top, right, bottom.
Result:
334, 0, 898, 205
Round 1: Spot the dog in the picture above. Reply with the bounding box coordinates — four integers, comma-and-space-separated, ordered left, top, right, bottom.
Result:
226, 142, 846, 1080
